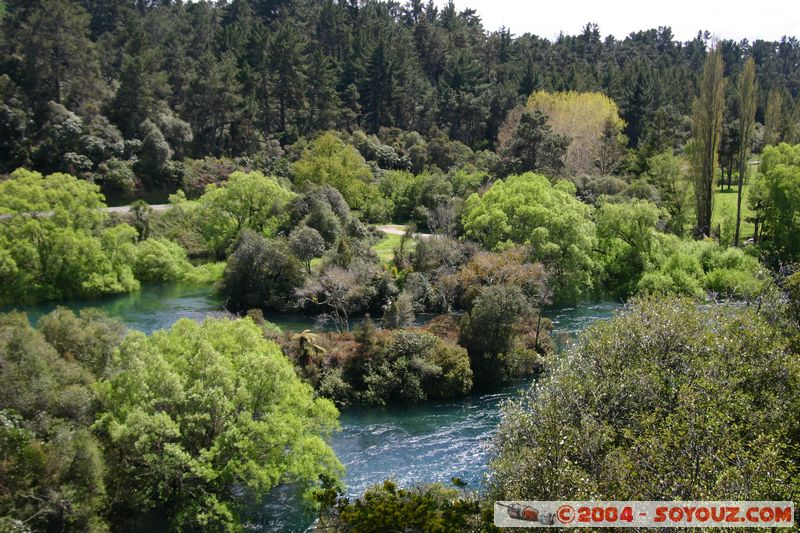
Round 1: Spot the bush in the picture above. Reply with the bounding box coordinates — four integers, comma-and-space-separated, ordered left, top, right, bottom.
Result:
490, 297, 800, 503
133, 238, 192, 282
636, 236, 767, 299
221, 231, 305, 312
38, 307, 127, 378
316, 480, 483, 532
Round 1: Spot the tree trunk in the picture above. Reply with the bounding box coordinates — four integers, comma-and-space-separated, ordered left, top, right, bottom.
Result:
734, 163, 745, 246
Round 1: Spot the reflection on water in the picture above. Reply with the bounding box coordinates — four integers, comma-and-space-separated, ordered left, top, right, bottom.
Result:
2, 283, 225, 333
2, 284, 623, 532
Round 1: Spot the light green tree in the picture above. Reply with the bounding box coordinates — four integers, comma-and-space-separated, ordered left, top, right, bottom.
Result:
757, 143, 800, 261
192, 170, 296, 257
291, 132, 378, 211
596, 199, 662, 293
0, 169, 138, 304
95, 317, 342, 531
461, 173, 596, 299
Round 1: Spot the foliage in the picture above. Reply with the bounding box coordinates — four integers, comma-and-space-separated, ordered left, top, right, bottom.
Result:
95, 317, 342, 531
359, 330, 473, 404
132, 238, 192, 282
38, 307, 127, 379
527, 91, 627, 176
637, 236, 766, 299
2, 0, 800, 195
191, 171, 296, 257
734, 58, 758, 246
0, 312, 108, 532
756, 143, 800, 262
596, 199, 662, 293
643, 151, 693, 235
0, 169, 139, 304
490, 297, 800, 503
691, 46, 726, 238
289, 225, 326, 272
459, 284, 541, 388
500, 110, 569, 176
462, 173, 596, 299
295, 261, 379, 332
316, 480, 484, 532
291, 132, 379, 213
220, 230, 305, 312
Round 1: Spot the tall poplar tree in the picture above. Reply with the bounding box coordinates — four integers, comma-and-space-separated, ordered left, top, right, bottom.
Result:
763, 89, 783, 147
734, 57, 757, 246
691, 45, 726, 238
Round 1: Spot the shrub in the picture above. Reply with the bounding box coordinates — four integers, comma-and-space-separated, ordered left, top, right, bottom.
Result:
490, 297, 800, 503
220, 231, 305, 312
132, 238, 192, 282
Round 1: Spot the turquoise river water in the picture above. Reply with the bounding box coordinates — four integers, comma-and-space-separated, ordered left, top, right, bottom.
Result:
3, 284, 622, 531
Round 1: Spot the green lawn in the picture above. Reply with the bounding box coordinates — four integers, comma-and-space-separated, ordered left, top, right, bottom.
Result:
712, 185, 754, 241
372, 232, 416, 263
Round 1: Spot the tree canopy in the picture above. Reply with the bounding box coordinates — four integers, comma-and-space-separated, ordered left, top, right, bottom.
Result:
95, 316, 342, 530
461, 173, 596, 298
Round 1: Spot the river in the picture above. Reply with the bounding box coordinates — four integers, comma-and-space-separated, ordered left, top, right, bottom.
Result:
3, 284, 622, 530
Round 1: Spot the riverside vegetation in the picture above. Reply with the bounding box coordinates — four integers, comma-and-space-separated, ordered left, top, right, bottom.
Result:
2, 0, 800, 531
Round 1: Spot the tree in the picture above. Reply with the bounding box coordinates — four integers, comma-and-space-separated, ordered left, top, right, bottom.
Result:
461, 173, 596, 299
595, 115, 628, 175
763, 89, 783, 147
596, 199, 662, 293
527, 90, 626, 176
757, 143, 800, 262
193, 170, 296, 257
490, 297, 800, 503
295, 261, 376, 332
291, 132, 377, 210
289, 225, 325, 272
38, 307, 127, 378
269, 20, 307, 134
0, 311, 108, 531
95, 316, 342, 530
220, 230, 305, 312
644, 151, 692, 236
6, 0, 105, 115
382, 290, 415, 328
503, 110, 569, 175
459, 284, 533, 388
691, 45, 726, 238
0, 169, 139, 304
734, 57, 757, 246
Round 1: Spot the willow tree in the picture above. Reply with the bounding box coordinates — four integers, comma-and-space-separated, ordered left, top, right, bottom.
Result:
691, 46, 726, 238
734, 58, 757, 246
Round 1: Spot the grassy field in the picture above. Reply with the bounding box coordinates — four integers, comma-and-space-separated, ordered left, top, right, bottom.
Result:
712, 185, 754, 241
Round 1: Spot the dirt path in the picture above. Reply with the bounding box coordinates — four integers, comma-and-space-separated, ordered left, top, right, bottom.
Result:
374, 224, 433, 239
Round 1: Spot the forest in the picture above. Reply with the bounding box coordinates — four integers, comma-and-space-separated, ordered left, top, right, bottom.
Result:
1, 0, 800, 531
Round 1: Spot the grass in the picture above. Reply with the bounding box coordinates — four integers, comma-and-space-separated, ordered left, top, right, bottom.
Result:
372, 232, 416, 263
307, 228, 417, 270
712, 185, 754, 242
